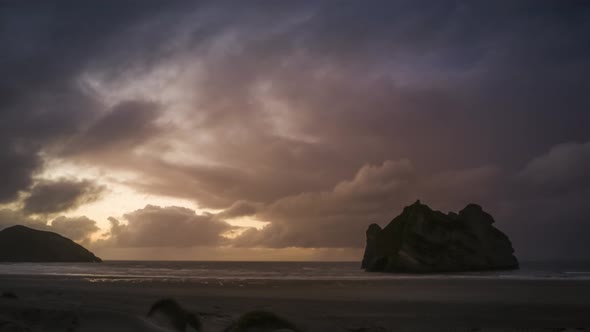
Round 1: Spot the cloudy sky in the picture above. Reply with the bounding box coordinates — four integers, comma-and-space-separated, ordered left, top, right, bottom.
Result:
1, 1, 588, 261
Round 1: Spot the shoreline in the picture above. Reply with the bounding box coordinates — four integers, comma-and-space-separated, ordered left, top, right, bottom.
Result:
1, 260, 590, 283
1, 274, 590, 331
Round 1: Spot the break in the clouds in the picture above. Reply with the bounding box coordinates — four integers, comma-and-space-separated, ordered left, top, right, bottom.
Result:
1, 1, 589, 260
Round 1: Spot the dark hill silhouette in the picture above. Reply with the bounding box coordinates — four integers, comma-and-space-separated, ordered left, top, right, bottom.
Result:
0, 225, 101, 262
362, 201, 518, 273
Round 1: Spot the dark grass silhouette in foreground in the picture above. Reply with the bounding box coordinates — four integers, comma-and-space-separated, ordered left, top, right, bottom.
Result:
148, 298, 299, 332
148, 299, 202, 331
222, 310, 299, 332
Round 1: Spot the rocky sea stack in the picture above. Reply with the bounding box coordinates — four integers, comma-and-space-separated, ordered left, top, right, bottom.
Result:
362, 201, 518, 273
0, 225, 102, 262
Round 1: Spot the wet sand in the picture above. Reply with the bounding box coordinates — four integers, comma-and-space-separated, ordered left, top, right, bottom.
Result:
1, 274, 589, 331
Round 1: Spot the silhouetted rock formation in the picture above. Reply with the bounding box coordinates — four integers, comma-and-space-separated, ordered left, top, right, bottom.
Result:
147, 298, 201, 332
0, 225, 101, 262
361, 224, 382, 271
362, 201, 518, 273
223, 310, 299, 332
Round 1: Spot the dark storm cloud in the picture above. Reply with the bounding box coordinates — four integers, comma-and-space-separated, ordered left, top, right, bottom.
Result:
62, 100, 164, 158
0, 1, 189, 203
103, 205, 232, 248
0, 148, 42, 202
110, 0, 590, 208
214, 200, 261, 220
184, 2, 589, 258
2, 1, 589, 259
23, 179, 105, 214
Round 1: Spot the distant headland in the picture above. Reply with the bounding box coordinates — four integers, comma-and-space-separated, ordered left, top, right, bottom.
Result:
362, 200, 518, 273
0, 225, 102, 263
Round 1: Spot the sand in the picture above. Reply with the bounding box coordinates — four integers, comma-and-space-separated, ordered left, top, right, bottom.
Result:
0, 274, 589, 331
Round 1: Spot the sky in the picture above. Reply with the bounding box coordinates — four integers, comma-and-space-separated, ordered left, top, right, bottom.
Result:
0, 1, 589, 261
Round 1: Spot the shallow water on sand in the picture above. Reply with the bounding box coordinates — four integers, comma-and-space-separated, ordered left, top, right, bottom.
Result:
0, 260, 589, 282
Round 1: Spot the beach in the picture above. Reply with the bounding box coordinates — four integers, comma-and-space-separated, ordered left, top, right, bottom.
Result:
1, 267, 590, 331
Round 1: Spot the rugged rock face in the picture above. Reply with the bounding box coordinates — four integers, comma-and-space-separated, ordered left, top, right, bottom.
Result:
362, 201, 518, 273
361, 223, 382, 270
0, 225, 102, 262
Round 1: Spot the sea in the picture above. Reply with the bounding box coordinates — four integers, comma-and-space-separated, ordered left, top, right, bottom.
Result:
0, 261, 589, 282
